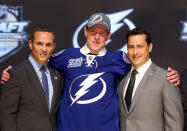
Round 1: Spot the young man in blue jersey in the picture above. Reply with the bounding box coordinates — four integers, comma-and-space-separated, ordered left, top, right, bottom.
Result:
47, 13, 180, 131
1, 13, 180, 131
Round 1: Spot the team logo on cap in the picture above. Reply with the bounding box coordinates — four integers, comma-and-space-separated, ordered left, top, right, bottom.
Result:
0, 4, 30, 62
90, 15, 102, 24
73, 9, 136, 53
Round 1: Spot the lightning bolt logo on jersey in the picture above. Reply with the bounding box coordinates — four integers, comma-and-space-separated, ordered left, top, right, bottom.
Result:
50, 47, 131, 131
70, 72, 106, 106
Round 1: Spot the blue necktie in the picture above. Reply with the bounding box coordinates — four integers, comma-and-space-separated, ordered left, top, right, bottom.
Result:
40, 66, 49, 111
125, 69, 138, 110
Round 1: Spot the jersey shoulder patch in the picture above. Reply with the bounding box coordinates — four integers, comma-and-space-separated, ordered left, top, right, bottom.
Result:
52, 49, 65, 57
123, 52, 131, 64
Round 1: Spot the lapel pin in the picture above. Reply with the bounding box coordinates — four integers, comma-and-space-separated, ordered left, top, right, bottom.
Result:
54, 76, 58, 80
148, 73, 153, 76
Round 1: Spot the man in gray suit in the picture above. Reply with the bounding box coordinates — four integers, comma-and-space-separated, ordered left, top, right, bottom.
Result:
0, 28, 63, 131
118, 27, 183, 131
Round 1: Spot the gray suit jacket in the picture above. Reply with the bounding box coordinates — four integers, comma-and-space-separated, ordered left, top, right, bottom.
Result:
118, 62, 183, 131
0, 59, 63, 131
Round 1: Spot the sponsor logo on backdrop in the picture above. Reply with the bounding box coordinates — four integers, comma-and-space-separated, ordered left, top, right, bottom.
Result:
73, 9, 136, 53
180, 21, 187, 42
180, 8, 187, 42
0, 4, 30, 62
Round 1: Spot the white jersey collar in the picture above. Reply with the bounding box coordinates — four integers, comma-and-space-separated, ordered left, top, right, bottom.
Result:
80, 44, 107, 56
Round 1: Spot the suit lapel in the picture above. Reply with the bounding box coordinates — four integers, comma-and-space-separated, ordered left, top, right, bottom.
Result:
48, 66, 59, 114
129, 63, 157, 113
25, 60, 49, 113
121, 71, 131, 113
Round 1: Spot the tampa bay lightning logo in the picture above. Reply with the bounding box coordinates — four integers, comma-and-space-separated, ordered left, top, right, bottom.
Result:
73, 9, 136, 53
90, 15, 102, 24
69, 73, 106, 106
0, 5, 30, 62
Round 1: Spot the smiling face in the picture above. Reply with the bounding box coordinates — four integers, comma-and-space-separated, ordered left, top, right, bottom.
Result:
84, 24, 111, 54
127, 34, 153, 69
29, 31, 56, 65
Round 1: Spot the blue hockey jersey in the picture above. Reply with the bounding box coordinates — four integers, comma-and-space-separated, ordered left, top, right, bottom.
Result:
50, 46, 131, 131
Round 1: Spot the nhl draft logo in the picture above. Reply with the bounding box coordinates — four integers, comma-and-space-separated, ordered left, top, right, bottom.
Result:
73, 9, 136, 53
69, 73, 106, 106
0, 4, 30, 62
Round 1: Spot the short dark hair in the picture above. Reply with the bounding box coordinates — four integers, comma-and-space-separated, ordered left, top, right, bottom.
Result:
30, 27, 55, 43
126, 27, 152, 46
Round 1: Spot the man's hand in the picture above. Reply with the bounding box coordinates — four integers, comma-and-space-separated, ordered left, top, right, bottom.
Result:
1, 65, 12, 84
167, 67, 180, 86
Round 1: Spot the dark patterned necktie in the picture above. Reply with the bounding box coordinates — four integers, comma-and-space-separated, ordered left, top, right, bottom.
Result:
40, 66, 49, 111
125, 69, 138, 110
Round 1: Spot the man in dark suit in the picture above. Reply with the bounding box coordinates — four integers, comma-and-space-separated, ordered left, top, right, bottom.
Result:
118, 27, 183, 131
180, 69, 187, 131
0, 28, 63, 131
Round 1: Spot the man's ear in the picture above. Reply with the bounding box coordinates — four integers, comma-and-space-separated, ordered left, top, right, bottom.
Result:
84, 27, 88, 37
28, 40, 32, 50
107, 32, 111, 40
149, 42, 153, 53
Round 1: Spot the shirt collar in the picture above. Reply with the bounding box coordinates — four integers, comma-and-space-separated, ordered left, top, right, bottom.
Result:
80, 44, 107, 56
131, 59, 152, 75
28, 55, 48, 72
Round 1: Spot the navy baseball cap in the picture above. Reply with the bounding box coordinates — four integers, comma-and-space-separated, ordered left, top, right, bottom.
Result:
86, 13, 111, 32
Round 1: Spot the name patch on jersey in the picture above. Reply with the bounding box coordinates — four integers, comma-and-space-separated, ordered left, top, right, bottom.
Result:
67, 57, 83, 68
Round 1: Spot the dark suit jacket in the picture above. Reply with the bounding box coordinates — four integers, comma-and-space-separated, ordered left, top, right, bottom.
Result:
118, 62, 183, 131
0, 59, 63, 131
180, 69, 187, 131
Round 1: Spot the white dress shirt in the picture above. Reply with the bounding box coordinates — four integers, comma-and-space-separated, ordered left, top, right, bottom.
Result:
123, 59, 152, 101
